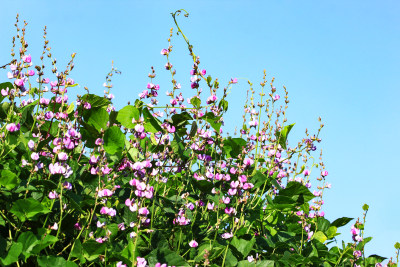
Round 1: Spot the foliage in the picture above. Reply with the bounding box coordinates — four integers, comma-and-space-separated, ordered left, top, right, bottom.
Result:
0, 10, 397, 267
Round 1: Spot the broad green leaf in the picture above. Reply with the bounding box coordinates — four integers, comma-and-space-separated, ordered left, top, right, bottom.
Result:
190, 97, 201, 108
231, 237, 256, 258
17, 231, 37, 259
117, 105, 139, 128
279, 181, 314, 203
87, 108, 109, 131
81, 94, 110, 108
0, 169, 19, 190
143, 107, 162, 133
223, 137, 246, 158
276, 123, 294, 149
313, 231, 327, 243
31, 234, 58, 254
37, 256, 78, 267
326, 226, 338, 239
70, 239, 86, 264
66, 102, 75, 114
10, 198, 50, 222
171, 112, 192, 127
238, 260, 275, 267
1, 242, 23, 266
104, 126, 125, 155
82, 240, 106, 261
204, 112, 222, 132
224, 249, 238, 267
331, 217, 353, 228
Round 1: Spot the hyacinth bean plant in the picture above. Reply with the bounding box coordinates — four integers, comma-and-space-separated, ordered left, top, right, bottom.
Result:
0, 10, 399, 267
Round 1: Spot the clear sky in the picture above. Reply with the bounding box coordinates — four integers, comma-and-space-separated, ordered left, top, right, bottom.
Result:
1, 0, 399, 258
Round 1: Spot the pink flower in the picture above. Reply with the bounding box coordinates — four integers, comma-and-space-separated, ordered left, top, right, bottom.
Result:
201, 69, 206, 75
84, 102, 91, 109
14, 79, 24, 87
31, 152, 39, 161
22, 54, 32, 63
58, 152, 68, 161
273, 94, 280, 101
49, 191, 58, 199
303, 169, 310, 176
95, 138, 104, 145
139, 207, 149, 216
160, 48, 169, 55
231, 78, 238, 84
155, 263, 167, 267
134, 124, 145, 133
221, 232, 233, 239
117, 261, 127, 267
137, 257, 147, 267
189, 240, 198, 248
1, 88, 8, 96
98, 189, 113, 197
6, 123, 20, 132
321, 170, 328, 177
27, 70, 35, 76
243, 157, 254, 166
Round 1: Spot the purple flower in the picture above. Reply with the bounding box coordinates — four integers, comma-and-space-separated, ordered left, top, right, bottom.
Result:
189, 240, 198, 248
31, 152, 39, 161
160, 48, 169, 55
137, 257, 147, 267
84, 102, 91, 109
14, 79, 24, 87
134, 124, 144, 133
6, 123, 20, 132
63, 182, 73, 190
95, 138, 104, 145
243, 157, 254, 166
58, 152, 68, 161
139, 207, 149, 216
49, 191, 58, 199
98, 189, 113, 197
221, 232, 233, 239
22, 54, 32, 63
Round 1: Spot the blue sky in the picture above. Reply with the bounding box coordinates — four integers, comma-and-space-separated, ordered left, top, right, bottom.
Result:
1, 0, 399, 258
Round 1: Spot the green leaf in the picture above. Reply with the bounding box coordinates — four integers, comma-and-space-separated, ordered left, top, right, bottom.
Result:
204, 112, 222, 132
276, 123, 294, 149
225, 249, 238, 267
331, 217, 353, 228
362, 203, 369, 211
104, 126, 125, 155
17, 231, 37, 259
10, 198, 50, 222
279, 182, 315, 203
172, 112, 193, 128
31, 234, 58, 254
143, 108, 162, 133
189, 121, 198, 137
1, 242, 23, 266
70, 239, 86, 264
117, 105, 140, 128
82, 240, 106, 261
223, 137, 246, 158
190, 97, 201, 109
313, 231, 327, 243
81, 94, 110, 108
238, 260, 275, 267
218, 99, 229, 112
395, 242, 400, 250
231, 237, 256, 258
0, 169, 19, 190
87, 108, 109, 131
66, 102, 75, 114
326, 226, 338, 239
37, 256, 78, 267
